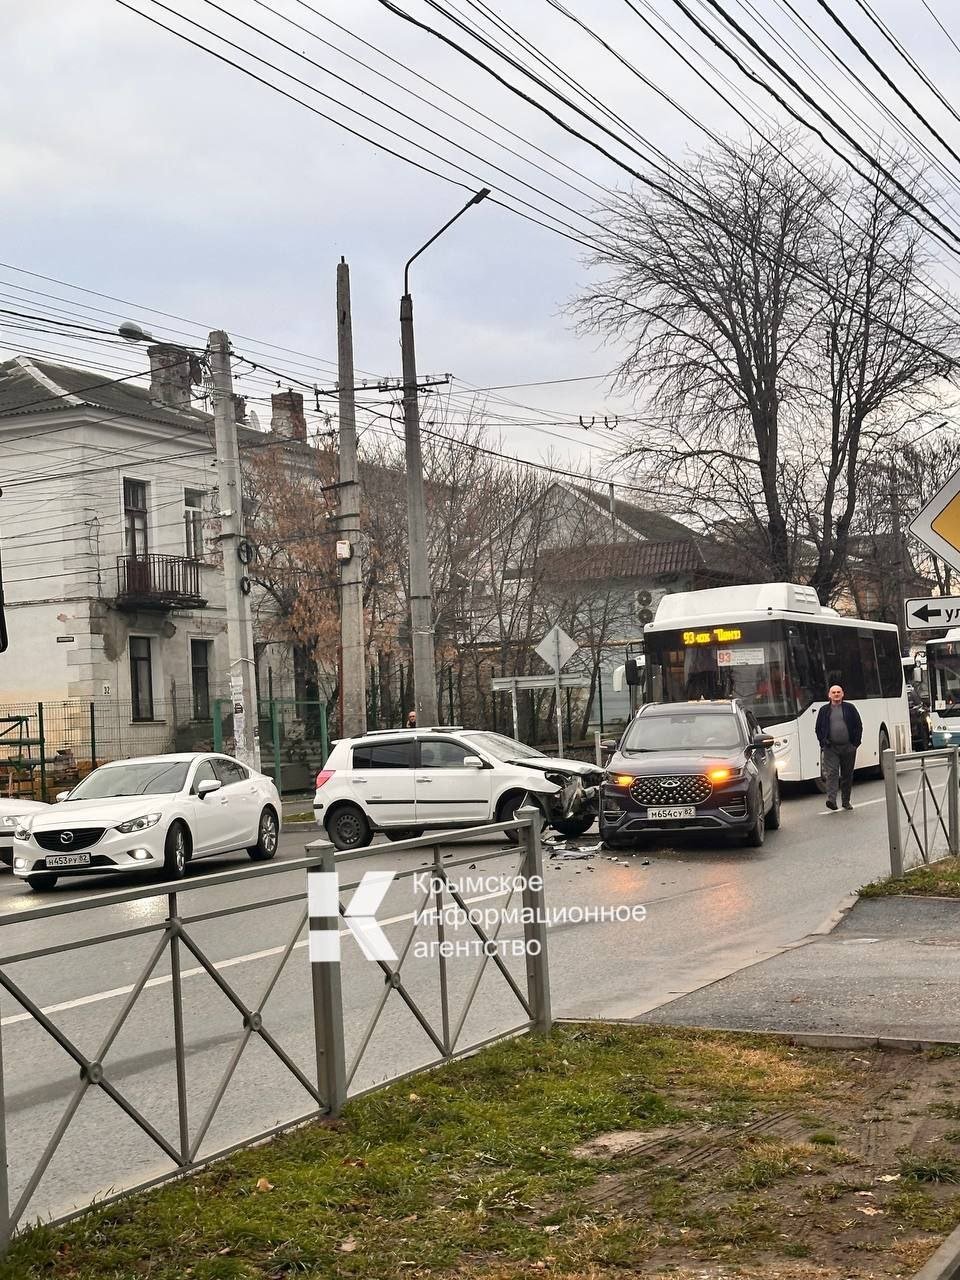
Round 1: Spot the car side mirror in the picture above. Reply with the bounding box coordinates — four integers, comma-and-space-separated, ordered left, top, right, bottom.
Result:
197, 779, 223, 798
462, 755, 484, 769
55, 791, 69, 803
601, 739, 618, 753
754, 734, 776, 750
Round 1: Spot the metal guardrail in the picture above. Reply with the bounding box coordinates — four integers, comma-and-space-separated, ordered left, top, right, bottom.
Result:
883, 747, 960, 877
0, 810, 549, 1245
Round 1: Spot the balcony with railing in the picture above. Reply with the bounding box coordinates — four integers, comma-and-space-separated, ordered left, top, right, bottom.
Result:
115, 554, 207, 611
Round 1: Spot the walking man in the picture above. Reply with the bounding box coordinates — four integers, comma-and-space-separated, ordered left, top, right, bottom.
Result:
815, 685, 863, 811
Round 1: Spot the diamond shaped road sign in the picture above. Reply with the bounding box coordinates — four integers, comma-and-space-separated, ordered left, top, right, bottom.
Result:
535, 624, 579, 673
910, 467, 960, 574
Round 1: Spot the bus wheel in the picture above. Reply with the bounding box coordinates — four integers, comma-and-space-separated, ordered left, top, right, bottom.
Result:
874, 728, 890, 779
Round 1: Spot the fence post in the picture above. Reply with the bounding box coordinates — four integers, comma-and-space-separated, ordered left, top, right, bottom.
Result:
950, 748, 960, 856
307, 841, 347, 1115
89, 702, 97, 772
883, 748, 904, 878
37, 702, 46, 801
320, 704, 329, 763
518, 806, 552, 1034
212, 700, 223, 753
0, 1000, 10, 1249
270, 699, 282, 793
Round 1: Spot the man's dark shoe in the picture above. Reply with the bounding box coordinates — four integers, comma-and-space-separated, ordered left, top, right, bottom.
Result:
826, 799, 838, 810
842, 800, 853, 810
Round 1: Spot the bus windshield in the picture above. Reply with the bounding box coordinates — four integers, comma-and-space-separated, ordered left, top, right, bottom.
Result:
645, 617, 903, 727
927, 642, 960, 716
644, 622, 797, 726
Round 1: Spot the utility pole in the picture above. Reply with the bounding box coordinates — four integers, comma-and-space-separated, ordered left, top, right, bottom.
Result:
336, 259, 366, 738
399, 188, 489, 728
400, 289, 440, 728
890, 460, 907, 654
208, 330, 261, 770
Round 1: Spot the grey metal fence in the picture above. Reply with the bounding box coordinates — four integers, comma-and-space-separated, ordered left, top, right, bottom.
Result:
0, 810, 548, 1245
883, 746, 960, 877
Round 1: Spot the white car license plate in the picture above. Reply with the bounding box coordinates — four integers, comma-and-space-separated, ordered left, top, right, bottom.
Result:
45, 853, 91, 868
646, 806, 696, 819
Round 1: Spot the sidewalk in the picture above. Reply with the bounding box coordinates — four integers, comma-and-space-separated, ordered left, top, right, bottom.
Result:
637, 884, 960, 1044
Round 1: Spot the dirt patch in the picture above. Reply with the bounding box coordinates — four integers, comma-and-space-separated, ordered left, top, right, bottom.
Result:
553, 1048, 960, 1278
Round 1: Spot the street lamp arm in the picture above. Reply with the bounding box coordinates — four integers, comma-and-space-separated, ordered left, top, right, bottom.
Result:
403, 187, 490, 296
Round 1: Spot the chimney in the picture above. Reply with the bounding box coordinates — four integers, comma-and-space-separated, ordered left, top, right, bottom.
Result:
147, 344, 193, 411
271, 390, 307, 442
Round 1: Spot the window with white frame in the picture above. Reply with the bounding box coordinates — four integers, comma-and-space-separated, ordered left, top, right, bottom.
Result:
184, 488, 204, 561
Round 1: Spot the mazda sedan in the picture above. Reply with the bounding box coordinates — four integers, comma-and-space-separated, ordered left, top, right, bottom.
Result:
12, 753, 281, 890
600, 700, 780, 848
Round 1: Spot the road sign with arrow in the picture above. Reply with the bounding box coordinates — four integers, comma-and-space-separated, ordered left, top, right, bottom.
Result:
904, 596, 960, 630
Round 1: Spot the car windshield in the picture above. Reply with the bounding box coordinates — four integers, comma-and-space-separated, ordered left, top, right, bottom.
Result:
621, 712, 742, 753
67, 761, 190, 799
464, 732, 547, 762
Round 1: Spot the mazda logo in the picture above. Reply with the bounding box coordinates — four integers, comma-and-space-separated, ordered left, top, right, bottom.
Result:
59, 832, 74, 845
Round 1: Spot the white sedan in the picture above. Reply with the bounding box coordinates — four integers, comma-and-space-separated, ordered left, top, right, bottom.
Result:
0, 797, 49, 869
12, 753, 281, 891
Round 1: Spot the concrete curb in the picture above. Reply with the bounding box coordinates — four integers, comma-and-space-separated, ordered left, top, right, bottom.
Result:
557, 1018, 960, 1052
809, 888, 861, 935
912, 1222, 960, 1280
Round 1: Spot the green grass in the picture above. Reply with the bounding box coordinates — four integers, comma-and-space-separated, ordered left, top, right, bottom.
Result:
899, 1149, 960, 1184
861, 856, 960, 898
0, 1025, 865, 1280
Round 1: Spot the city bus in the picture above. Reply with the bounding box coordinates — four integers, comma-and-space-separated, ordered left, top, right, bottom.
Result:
924, 630, 960, 748
642, 583, 910, 783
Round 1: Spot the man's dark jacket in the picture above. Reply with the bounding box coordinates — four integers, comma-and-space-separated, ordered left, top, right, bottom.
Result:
815, 701, 863, 748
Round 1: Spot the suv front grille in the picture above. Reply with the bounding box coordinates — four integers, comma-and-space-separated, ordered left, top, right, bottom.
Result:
629, 776, 712, 805
34, 828, 105, 852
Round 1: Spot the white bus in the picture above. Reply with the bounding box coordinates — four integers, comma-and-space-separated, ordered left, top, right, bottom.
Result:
641, 583, 910, 783
924, 630, 960, 748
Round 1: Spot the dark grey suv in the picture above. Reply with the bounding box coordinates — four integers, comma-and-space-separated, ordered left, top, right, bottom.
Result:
600, 700, 780, 848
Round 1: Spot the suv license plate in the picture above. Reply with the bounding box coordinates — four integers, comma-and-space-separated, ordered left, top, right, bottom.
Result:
45, 853, 91, 868
646, 806, 696, 819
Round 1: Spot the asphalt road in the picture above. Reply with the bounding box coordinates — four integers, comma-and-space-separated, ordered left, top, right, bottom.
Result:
0, 771, 900, 1227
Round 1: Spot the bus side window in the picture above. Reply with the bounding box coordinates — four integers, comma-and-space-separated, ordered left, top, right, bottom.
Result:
876, 631, 904, 697
857, 630, 882, 698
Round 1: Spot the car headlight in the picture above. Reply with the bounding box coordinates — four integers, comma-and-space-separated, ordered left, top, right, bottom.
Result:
708, 766, 745, 784
604, 772, 634, 787
1, 815, 27, 828
13, 827, 31, 842
116, 813, 162, 833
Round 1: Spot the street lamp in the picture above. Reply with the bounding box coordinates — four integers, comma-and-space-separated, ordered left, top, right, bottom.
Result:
400, 187, 490, 728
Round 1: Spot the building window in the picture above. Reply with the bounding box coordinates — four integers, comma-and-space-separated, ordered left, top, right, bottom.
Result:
184, 489, 204, 561
130, 637, 154, 722
123, 479, 148, 559
191, 639, 212, 721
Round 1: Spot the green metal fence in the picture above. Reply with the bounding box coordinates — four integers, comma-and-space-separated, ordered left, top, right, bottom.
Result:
212, 698, 329, 795
0, 698, 243, 801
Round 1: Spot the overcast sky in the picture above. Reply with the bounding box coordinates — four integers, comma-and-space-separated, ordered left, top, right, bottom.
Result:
3, 0, 958, 473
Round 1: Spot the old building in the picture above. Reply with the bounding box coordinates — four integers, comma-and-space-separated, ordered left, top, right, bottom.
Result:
0, 350, 304, 759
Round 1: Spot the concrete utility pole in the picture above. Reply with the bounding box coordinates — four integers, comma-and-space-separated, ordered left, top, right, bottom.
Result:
399, 291, 439, 729
890, 460, 907, 654
400, 186, 490, 727
208, 330, 261, 770
336, 259, 367, 738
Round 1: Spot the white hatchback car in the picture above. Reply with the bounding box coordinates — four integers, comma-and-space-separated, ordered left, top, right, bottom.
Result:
12, 753, 281, 891
314, 728, 603, 850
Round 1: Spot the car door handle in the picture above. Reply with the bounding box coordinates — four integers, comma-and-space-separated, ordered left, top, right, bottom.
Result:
416, 776, 432, 783
354, 777, 368, 784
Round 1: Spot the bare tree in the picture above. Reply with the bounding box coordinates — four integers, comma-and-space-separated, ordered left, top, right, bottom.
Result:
572, 132, 956, 600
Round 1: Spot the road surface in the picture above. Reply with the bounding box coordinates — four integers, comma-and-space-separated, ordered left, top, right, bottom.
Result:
0, 773, 897, 1226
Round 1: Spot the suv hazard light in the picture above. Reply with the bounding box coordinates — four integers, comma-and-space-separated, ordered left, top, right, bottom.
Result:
315, 770, 335, 788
